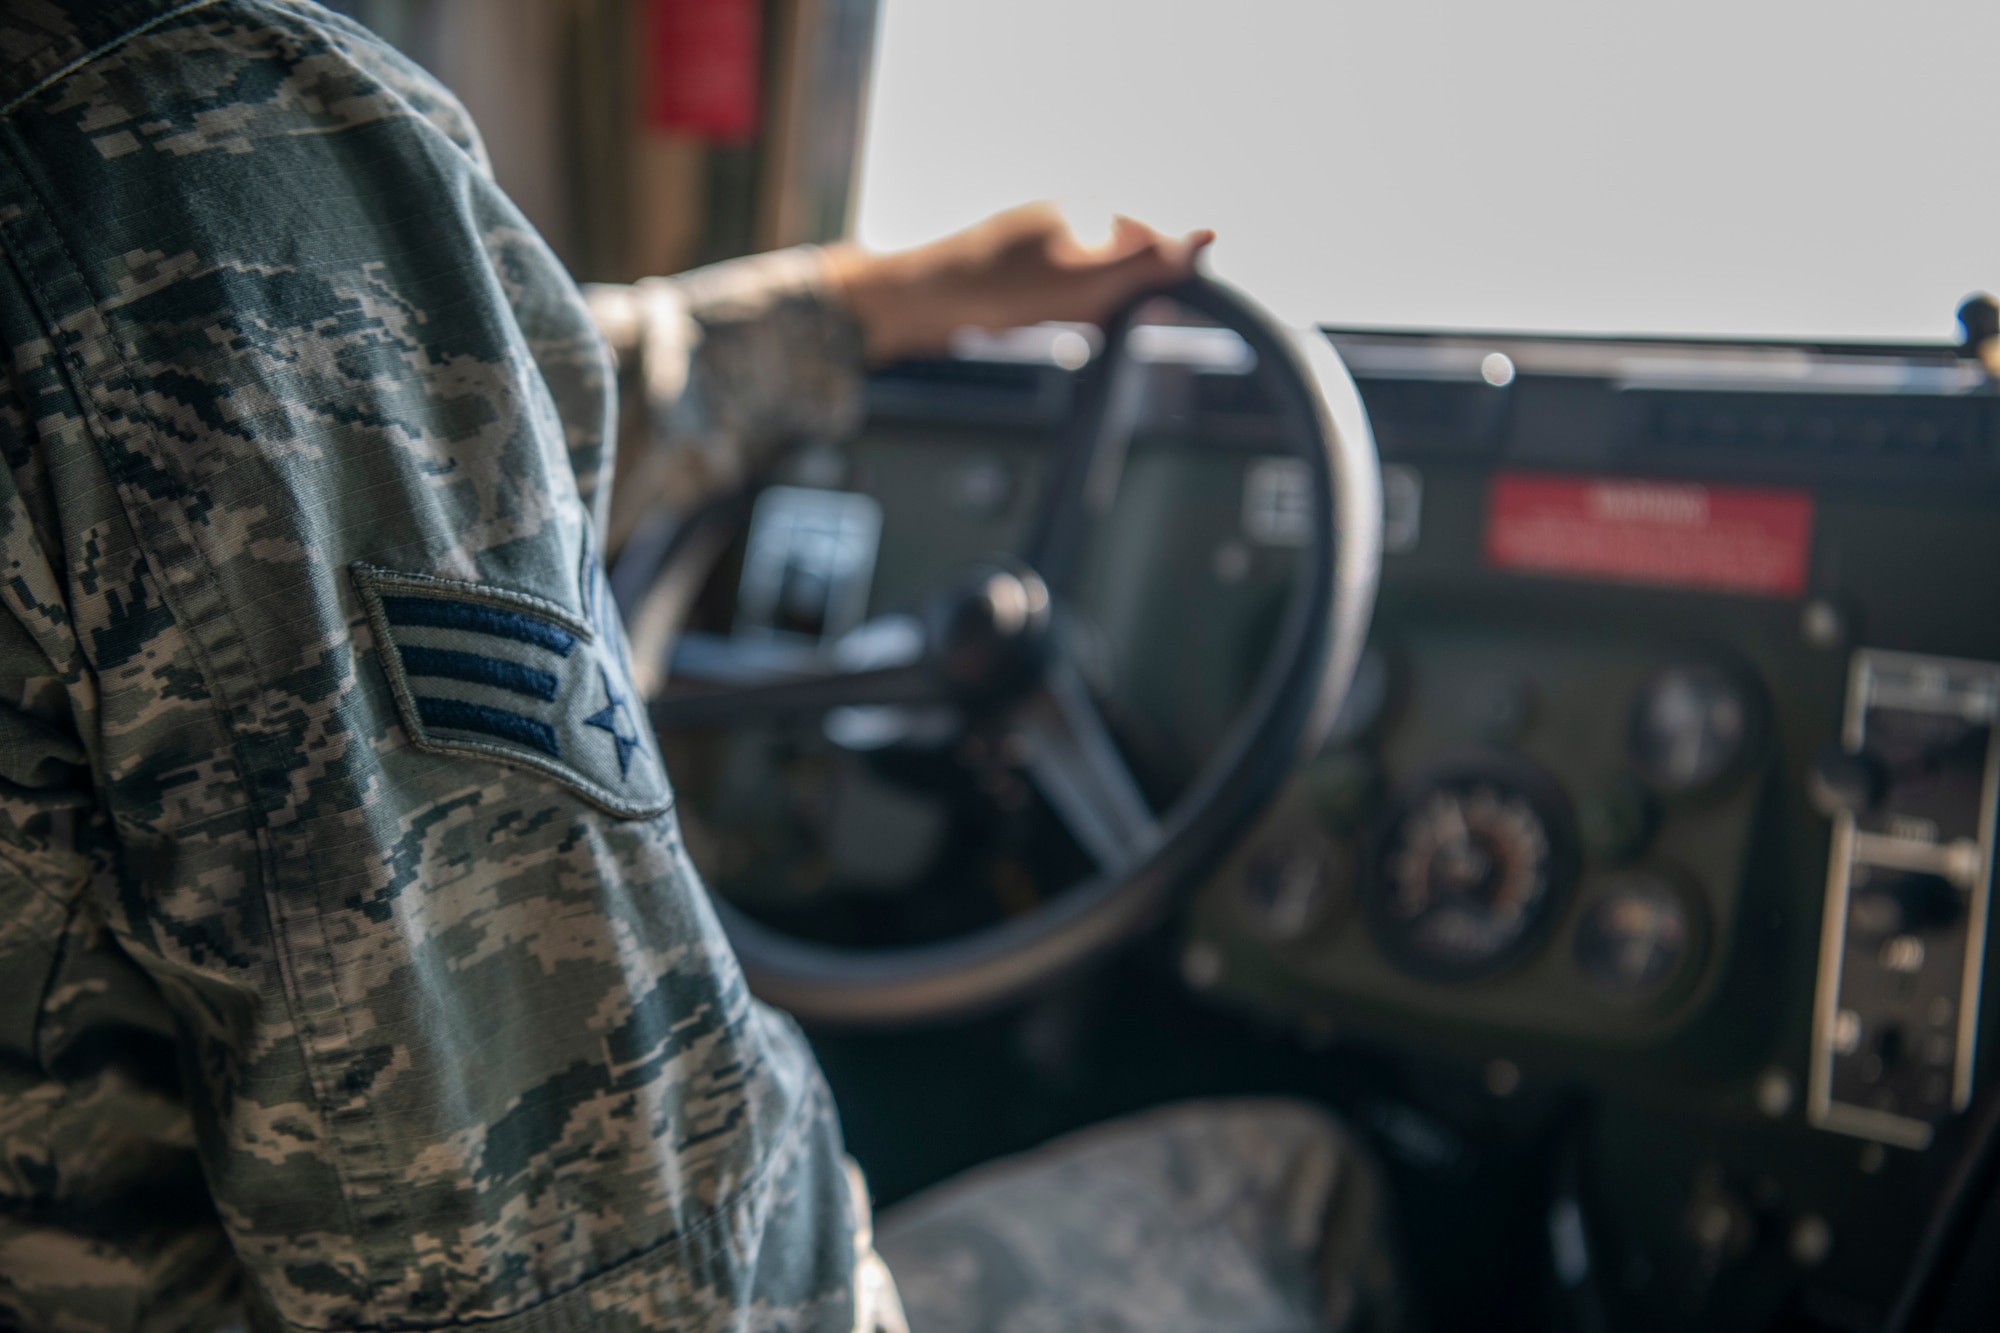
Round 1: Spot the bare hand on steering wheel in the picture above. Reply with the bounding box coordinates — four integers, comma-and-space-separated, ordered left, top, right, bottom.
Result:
822, 202, 1215, 363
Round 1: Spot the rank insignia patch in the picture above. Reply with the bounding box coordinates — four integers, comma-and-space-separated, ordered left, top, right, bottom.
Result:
353, 558, 672, 818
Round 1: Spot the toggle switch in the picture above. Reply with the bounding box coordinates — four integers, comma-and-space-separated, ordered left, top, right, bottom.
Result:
1808, 744, 1887, 819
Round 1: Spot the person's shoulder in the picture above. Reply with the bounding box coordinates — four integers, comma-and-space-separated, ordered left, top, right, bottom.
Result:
0, 1, 162, 114
0, 0, 485, 166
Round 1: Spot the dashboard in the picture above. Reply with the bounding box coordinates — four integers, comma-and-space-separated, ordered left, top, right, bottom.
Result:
647, 323, 2000, 1332
1187, 330, 2000, 1329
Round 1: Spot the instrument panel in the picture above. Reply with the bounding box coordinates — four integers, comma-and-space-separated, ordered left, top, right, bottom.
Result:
1189, 625, 1766, 1044
1157, 329, 2000, 1329
1180, 332, 2000, 1097
675, 323, 2000, 1330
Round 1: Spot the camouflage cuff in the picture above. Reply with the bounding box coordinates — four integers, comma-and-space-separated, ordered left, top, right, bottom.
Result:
845, 1157, 909, 1333
584, 247, 867, 542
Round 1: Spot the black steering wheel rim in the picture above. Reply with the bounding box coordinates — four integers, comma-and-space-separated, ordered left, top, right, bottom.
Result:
624, 274, 1382, 1026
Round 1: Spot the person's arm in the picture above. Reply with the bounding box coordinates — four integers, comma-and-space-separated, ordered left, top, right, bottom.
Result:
585, 206, 1212, 549
822, 205, 1214, 365
0, 360, 240, 1329
585, 247, 867, 548
0, 5, 866, 1329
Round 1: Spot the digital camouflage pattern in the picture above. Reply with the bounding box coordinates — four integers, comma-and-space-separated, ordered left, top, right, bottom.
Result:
876, 1100, 1402, 1333
0, 4, 1399, 1332
0, 1, 877, 1328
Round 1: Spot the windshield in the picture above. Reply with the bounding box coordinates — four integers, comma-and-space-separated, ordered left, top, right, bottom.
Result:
854, 0, 2000, 342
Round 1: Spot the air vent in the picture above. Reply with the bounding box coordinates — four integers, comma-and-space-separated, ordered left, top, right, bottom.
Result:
1191, 367, 1274, 416
865, 358, 1071, 425
1350, 378, 1506, 459
1631, 392, 1996, 478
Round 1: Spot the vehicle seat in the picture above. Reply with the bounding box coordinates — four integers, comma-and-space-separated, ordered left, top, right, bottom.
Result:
874, 1098, 1401, 1332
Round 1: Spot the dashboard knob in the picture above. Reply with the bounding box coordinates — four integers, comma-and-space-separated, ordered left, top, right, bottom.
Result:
1808, 744, 1887, 819
1871, 1024, 1907, 1082
1846, 868, 1961, 939
1849, 891, 1908, 939
1241, 838, 1349, 942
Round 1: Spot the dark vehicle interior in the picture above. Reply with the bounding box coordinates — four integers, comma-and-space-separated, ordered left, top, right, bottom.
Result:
620, 294, 2000, 1333
343, 1, 2000, 1328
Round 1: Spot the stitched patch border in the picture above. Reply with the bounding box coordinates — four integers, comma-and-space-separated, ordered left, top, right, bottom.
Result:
353, 562, 671, 819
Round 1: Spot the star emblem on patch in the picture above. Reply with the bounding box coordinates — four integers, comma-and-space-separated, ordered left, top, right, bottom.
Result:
584, 666, 642, 780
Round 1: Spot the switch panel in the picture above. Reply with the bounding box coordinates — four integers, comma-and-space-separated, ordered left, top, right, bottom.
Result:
1810, 651, 2000, 1148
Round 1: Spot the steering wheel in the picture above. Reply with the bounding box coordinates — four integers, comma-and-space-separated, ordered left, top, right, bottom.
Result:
618, 275, 1382, 1025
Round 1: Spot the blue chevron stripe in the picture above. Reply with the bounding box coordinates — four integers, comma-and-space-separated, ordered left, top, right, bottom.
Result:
381, 595, 577, 656
397, 646, 559, 701
415, 698, 560, 756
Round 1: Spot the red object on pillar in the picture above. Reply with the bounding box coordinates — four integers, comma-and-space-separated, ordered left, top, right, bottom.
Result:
644, 0, 762, 142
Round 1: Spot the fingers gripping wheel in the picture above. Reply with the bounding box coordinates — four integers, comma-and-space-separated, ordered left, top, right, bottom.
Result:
625, 275, 1383, 1025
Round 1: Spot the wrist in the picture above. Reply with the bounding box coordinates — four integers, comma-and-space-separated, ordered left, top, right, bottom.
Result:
821, 241, 958, 365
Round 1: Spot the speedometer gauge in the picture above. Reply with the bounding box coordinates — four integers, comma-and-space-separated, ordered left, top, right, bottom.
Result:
1367, 759, 1578, 982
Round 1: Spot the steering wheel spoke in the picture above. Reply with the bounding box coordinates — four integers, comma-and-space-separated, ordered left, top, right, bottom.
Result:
1020, 321, 1149, 595
649, 661, 949, 730
1010, 654, 1159, 874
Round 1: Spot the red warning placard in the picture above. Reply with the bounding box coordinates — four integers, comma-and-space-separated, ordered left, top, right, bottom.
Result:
1485, 473, 1814, 596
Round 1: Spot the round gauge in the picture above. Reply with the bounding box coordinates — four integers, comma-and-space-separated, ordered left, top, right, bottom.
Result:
1627, 664, 1758, 795
1367, 759, 1577, 982
1573, 870, 1700, 996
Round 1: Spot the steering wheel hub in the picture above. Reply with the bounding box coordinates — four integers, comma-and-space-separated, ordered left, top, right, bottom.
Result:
934, 563, 1052, 702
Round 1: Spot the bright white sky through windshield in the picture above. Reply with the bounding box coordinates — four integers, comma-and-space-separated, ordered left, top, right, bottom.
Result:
854, 1, 2000, 342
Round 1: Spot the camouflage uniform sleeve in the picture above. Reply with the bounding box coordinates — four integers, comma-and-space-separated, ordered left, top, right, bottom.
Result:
582, 251, 866, 551
0, 3, 874, 1330
0, 368, 240, 1331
